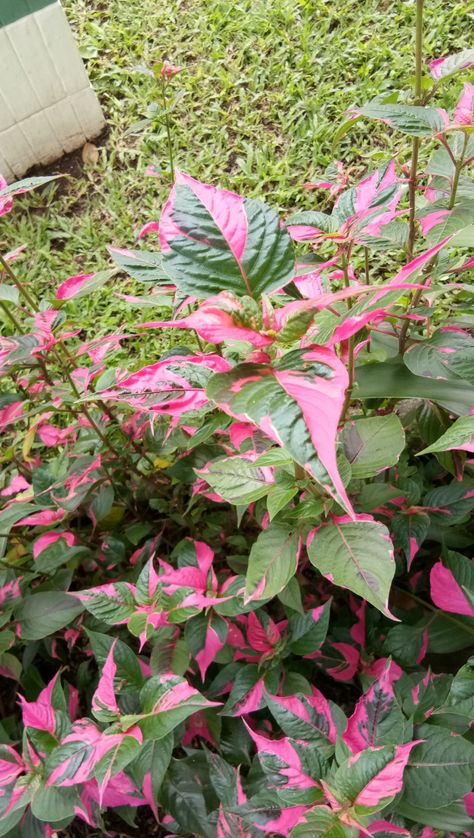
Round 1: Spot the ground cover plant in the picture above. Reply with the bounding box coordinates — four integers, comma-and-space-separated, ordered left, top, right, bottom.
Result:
1, 1, 474, 836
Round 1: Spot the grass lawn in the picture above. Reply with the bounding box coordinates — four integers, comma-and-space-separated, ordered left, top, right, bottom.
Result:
1, 0, 473, 351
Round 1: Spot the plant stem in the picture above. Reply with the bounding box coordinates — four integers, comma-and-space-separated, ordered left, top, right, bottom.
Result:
161, 79, 175, 181
364, 247, 370, 285
0, 299, 25, 333
447, 133, 467, 210
340, 249, 355, 423
399, 133, 467, 353
0, 254, 39, 312
406, 0, 424, 261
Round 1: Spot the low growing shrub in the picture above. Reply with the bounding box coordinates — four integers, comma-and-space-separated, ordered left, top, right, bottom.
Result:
0, 12, 473, 838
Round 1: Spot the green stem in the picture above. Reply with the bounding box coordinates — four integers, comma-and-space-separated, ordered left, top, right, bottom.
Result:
340, 249, 355, 422
0, 299, 25, 333
364, 247, 370, 285
406, 0, 424, 262
447, 133, 467, 210
0, 254, 39, 312
399, 133, 467, 353
161, 79, 175, 181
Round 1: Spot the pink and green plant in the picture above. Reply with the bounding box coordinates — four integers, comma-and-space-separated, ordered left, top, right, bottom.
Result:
0, 4, 473, 835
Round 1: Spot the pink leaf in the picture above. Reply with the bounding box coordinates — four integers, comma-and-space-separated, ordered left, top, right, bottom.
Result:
342, 660, 399, 753
18, 672, 60, 735
140, 296, 273, 347
0, 746, 25, 786
244, 722, 318, 791
33, 531, 75, 559
430, 560, 474, 618
365, 821, 409, 836
353, 742, 419, 808
160, 170, 247, 261
195, 621, 225, 681
16, 509, 65, 527
454, 81, 474, 125
56, 273, 95, 301
92, 640, 120, 720
419, 209, 451, 236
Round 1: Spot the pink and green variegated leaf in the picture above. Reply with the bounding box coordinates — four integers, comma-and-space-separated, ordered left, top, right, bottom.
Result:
333, 161, 400, 225
418, 415, 474, 455
245, 521, 302, 603
140, 291, 273, 348
0, 745, 25, 786
364, 821, 409, 836
92, 640, 121, 723
265, 688, 338, 757
18, 672, 64, 737
287, 601, 332, 656
313, 641, 360, 682
121, 674, 220, 739
184, 612, 228, 680
45, 719, 140, 788
159, 171, 295, 298
99, 353, 230, 417
430, 552, 474, 618
429, 48, 474, 80
93, 730, 143, 805
75, 582, 137, 625
342, 660, 409, 753
307, 515, 396, 617
207, 346, 354, 516
244, 722, 322, 805
235, 794, 309, 836
391, 510, 430, 570
222, 663, 268, 716
290, 806, 357, 837
329, 742, 418, 816
56, 270, 113, 301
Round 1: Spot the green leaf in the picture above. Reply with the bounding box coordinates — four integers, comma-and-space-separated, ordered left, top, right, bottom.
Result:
287, 599, 331, 655
357, 103, 447, 136
108, 247, 169, 283
14, 592, 83, 640
291, 808, 356, 837
0, 284, 19, 305
160, 755, 215, 838
165, 183, 294, 298
130, 735, 173, 804
403, 329, 474, 382
401, 724, 474, 809
197, 456, 272, 504
30, 784, 78, 823
395, 798, 474, 833
286, 210, 339, 234
342, 414, 405, 478
267, 479, 298, 520
418, 415, 474, 454
307, 517, 395, 616
245, 521, 300, 602
356, 360, 474, 415
0, 175, 60, 198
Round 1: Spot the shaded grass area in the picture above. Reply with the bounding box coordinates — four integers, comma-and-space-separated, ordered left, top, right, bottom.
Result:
1, 0, 473, 353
